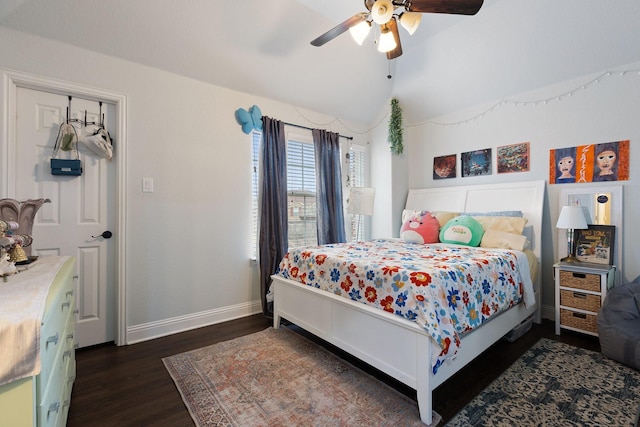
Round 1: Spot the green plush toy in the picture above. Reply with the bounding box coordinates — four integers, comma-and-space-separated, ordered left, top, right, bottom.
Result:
439, 215, 485, 247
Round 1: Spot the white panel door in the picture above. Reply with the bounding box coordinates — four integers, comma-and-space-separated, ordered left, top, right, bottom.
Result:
15, 87, 116, 348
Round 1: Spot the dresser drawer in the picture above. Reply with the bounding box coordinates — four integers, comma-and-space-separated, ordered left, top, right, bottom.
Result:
40, 288, 74, 389
38, 355, 66, 427
560, 308, 598, 333
55, 332, 75, 427
559, 289, 601, 312
38, 335, 75, 427
559, 270, 600, 292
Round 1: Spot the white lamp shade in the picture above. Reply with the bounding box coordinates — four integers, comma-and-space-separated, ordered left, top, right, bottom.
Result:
400, 12, 422, 35
349, 20, 371, 45
348, 187, 376, 216
556, 205, 588, 229
371, 0, 394, 25
377, 26, 397, 53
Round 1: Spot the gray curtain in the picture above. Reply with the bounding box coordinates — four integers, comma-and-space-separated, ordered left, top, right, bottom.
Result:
259, 116, 288, 317
312, 128, 346, 245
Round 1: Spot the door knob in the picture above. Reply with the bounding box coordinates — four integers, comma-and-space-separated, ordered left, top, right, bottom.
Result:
92, 231, 113, 239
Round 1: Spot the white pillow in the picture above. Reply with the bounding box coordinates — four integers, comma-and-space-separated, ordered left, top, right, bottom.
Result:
472, 216, 528, 235
480, 229, 528, 251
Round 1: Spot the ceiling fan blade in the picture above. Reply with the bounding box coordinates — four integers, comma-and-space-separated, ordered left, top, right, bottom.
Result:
406, 0, 484, 15
310, 12, 369, 47
386, 18, 403, 60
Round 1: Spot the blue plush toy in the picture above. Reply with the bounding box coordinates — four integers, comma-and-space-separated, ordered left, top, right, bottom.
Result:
235, 105, 263, 134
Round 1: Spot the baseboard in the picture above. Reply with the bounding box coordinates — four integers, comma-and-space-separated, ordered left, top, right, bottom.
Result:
126, 300, 263, 344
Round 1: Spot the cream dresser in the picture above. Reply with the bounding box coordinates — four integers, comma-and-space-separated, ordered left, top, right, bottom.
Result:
0, 256, 76, 427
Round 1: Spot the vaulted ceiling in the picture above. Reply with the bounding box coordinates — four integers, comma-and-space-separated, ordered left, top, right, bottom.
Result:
2, 0, 639, 125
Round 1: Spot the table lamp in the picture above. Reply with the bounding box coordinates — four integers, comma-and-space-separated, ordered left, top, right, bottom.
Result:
347, 187, 375, 241
556, 205, 588, 262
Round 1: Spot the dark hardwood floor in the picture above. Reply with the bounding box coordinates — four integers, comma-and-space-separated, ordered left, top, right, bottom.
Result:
67, 315, 600, 426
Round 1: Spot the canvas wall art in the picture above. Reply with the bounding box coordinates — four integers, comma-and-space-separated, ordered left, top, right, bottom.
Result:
462, 149, 492, 177
549, 140, 629, 184
497, 142, 530, 173
433, 154, 457, 179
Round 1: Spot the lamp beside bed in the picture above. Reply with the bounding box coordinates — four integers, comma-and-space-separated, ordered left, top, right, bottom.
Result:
347, 187, 375, 241
556, 205, 588, 263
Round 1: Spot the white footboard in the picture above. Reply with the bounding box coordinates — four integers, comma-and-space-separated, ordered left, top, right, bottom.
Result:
272, 275, 538, 425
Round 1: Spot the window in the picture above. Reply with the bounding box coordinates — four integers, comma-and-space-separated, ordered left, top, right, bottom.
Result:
286, 137, 317, 248
251, 130, 366, 257
250, 130, 261, 260
348, 145, 367, 241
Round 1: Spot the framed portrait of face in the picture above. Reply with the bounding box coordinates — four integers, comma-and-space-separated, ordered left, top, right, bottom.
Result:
550, 140, 629, 184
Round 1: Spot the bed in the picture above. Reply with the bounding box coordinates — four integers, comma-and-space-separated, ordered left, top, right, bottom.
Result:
271, 180, 545, 425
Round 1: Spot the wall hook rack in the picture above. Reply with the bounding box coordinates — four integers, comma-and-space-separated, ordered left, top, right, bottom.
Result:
66, 96, 106, 129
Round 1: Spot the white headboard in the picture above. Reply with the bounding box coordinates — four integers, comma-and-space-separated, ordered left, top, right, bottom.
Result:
405, 180, 546, 258
405, 180, 546, 321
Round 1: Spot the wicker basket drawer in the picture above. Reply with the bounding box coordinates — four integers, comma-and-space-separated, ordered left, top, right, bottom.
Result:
559, 270, 600, 292
560, 289, 601, 312
560, 308, 598, 333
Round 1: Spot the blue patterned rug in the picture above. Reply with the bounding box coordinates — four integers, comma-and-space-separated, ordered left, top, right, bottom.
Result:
446, 338, 640, 426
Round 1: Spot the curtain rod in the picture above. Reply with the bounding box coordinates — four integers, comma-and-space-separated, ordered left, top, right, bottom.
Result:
282, 121, 353, 141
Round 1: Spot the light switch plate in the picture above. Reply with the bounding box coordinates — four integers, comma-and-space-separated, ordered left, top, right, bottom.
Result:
142, 177, 154, 193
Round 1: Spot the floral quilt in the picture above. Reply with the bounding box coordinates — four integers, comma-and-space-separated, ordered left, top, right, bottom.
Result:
275, 239, 534, 374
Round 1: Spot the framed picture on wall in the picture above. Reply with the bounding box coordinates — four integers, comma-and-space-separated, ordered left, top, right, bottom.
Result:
497, 142, 530, 173
549, 140, 630, 184
433, 154, 456, 179
461, 149, 492, 177
574, 224, 615, 265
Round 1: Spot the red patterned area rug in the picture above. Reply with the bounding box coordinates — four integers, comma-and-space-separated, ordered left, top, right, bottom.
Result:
163, 327, 441, 426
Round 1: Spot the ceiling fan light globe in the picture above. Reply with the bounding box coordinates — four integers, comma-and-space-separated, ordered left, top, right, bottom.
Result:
349, 20, 371, 45
377, 28, 397, 53
400, 11, 422, 35
371, 0, 394, 25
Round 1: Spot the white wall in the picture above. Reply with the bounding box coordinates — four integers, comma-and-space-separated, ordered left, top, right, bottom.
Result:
370, 101, 409, 239
375, 64, 640, 317
0, 26, 370, 342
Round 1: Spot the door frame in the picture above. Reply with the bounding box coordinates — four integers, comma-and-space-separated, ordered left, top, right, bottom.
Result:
0, 67, 127, 345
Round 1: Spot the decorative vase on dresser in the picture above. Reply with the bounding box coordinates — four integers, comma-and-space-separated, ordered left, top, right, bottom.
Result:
0, 256, 76, 427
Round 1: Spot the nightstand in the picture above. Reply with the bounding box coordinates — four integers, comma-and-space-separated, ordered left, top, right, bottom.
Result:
554, 262, 616, 336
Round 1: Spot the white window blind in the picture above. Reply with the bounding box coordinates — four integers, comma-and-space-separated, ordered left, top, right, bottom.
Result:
348, 145, 366, 241
287, 139, 317, 248
251, 130, 261, 259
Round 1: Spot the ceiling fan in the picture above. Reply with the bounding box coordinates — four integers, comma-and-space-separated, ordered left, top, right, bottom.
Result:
310, 0, 484, 60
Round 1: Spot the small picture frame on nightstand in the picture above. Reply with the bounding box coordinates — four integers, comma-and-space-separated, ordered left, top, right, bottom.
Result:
574, 224, 615, 265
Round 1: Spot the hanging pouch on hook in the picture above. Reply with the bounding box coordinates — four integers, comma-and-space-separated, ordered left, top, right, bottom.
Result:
51, 122, 82, 176
51, 158, 82, 175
